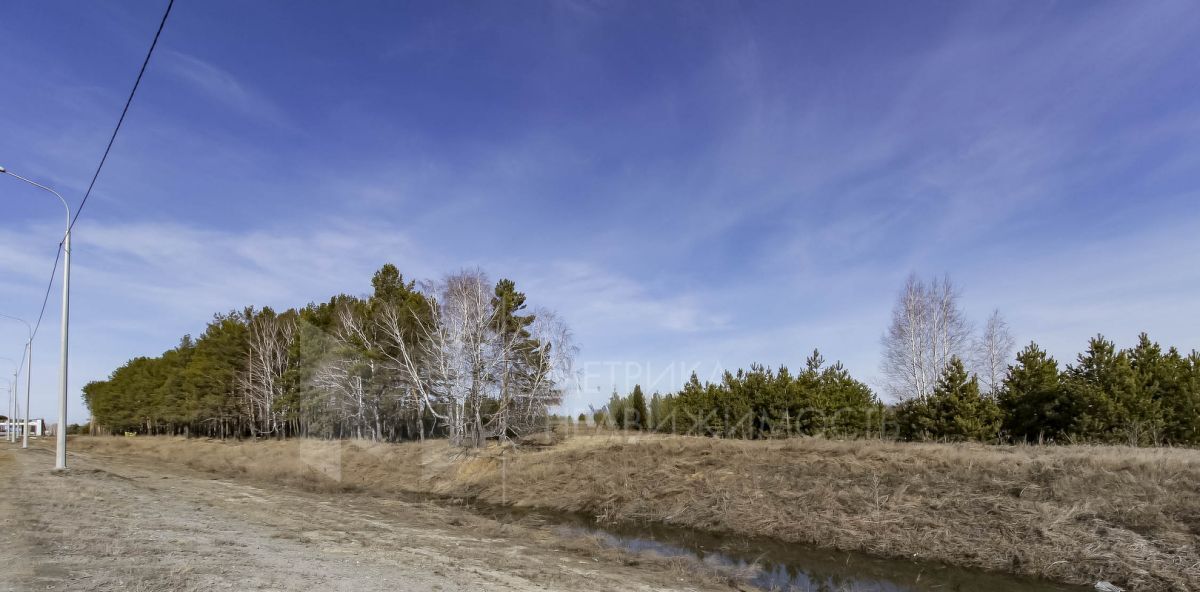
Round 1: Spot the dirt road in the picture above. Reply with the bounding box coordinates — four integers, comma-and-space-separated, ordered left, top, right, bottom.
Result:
0, 443, 728, 592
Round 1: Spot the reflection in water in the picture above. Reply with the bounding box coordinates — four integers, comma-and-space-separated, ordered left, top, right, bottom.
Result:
477, 503, 1089, 592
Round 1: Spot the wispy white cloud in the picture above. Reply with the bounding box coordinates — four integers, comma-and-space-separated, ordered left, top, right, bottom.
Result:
71, 220, 430, 317
2, 211, 748, 415
0, 217, 438, 418
516, 259, 730, 335
162, 50, 291, 128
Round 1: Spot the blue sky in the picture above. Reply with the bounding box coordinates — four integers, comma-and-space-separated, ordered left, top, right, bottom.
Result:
2, 1, 1199, 420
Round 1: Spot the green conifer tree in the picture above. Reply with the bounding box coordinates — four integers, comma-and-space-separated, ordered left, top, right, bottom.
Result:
999, 343, 1071, 442
628, 385, 649, 430
897, 357, 999, 441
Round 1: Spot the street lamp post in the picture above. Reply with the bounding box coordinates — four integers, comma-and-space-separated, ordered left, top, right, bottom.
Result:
22, 341, 31, 447
2, 378, 7, 442
9, 375, 16, 443
0, 359, 15, 443
0, 165, 71, 469
1, 314, 34, 448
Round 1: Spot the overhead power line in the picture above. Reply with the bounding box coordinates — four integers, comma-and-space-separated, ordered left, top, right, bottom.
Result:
12, 0, 172, 381
29, 244, 63, 343
68, 0, 175, 232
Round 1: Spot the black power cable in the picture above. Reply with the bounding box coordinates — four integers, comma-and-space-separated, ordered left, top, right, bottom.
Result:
22, 0, 173, 345
68, 0, 175, 232
28, 244, 62, 342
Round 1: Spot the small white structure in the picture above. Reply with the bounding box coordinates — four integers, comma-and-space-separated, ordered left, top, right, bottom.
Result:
0, 418, 45, 437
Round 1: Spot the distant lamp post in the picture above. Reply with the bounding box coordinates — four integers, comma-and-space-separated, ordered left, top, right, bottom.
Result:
1, 379, 8, 442
0, 165, 72, 469
0, 358, 15, 443
1, 314, 34, 448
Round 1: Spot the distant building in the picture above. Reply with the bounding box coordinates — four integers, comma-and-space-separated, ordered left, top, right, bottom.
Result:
0, 418, 46, 437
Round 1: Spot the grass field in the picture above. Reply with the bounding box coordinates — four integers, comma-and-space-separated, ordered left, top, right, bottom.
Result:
74, 432, 1200, 591
6, 440, 743, 592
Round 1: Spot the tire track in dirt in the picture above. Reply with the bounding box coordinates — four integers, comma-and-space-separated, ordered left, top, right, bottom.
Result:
2, 443, 725, 591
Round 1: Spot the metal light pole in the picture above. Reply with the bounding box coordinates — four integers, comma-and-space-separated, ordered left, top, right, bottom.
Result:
22, 341, 31, 447
0, 165, 71, 469
1, 314, 34, 448
10, 377, 17, 441
0, 359, 15, 443
2, 378, 7, 442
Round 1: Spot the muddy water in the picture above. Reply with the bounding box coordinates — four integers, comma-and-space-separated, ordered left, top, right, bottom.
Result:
474, 503, 1091, 592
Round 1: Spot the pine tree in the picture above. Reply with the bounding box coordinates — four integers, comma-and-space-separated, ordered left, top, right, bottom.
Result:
489, 278, 539, 438
607, 389, 626, 429
628, 385, 649, 431
897, 357, 999, 441
157, 336, 196, 434
1064, 335, 1157, 444
813, 361, 878, 437
648, 393, 673, 432
999, 343, 1071, 442
1158, 350, 1200, 444
370, 264, 406, 302
672, 372, 710, 435
717, 370, 755, 438
741, 364, 781, 437
1173, 351, 1200, 444
939, 358, 1001, 441
1127, 333, 1172, 444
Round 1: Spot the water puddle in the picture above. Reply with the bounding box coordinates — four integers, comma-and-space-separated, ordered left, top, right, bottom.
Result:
475, 503, 1090, 592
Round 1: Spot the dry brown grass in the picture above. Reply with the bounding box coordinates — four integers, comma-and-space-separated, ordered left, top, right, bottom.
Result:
73, 433, 1200, 591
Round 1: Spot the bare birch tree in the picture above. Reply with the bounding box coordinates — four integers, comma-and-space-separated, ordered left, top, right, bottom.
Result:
238, 308, 297, 437
309, 303, 374, 439
487, 307, 575, 438
882, 274, 930, 401
441, 270, 496, 446
881, 273, 972, 400
928, 276, 972, 375
373, 270, 494, 446
971, 309, 1016, 396
375, 299, 443, 441
327, 298, 412, 442
314, 356, 367, 438
375, 270, 575, 447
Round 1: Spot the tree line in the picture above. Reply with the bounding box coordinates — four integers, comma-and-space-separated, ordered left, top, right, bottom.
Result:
83, 265, 576, 446
591, 350, 885, 438
881, 274, 1200, 445
588, 333, 1200, 446
87, 268, 1198, 448
588, 274, 1199, 446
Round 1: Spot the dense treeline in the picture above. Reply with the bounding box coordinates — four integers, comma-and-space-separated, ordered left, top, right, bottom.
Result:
594, 335, 1200, 446
878, 274, 1200, 445
87, 265, 1199, 448
999, 335, 1200, 445
596, 350, 886, 438
83, 265, 575, 446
